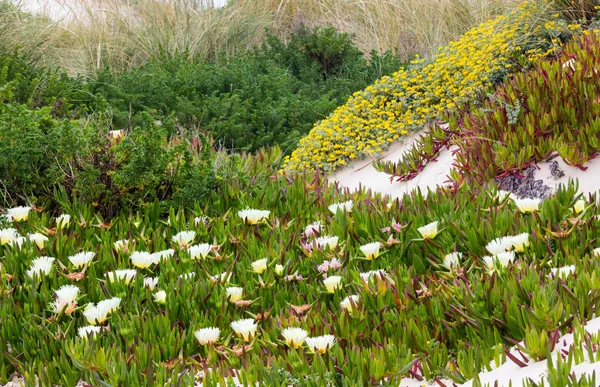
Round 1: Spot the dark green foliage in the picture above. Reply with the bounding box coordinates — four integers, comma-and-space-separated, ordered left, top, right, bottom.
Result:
0, 50, 94, 117
89, 26, 403, 153
0, 104, 215, 217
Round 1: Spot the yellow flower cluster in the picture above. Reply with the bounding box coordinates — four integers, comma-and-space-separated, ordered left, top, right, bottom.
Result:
283, 1, 572, 172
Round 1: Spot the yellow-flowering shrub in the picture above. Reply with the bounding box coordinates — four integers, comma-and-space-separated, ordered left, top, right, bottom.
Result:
283, 1, 577, 172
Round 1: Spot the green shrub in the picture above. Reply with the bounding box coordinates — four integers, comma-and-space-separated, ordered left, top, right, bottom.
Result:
88, 26, 403, 154
0, 104, 215, 217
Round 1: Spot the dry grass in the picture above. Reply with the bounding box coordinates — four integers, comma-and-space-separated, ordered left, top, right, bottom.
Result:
3, 0, 525, 75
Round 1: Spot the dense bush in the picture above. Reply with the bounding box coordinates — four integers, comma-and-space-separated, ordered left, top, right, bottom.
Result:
89, 26, 402, 153
0, 103, 215, 217
0, 50, 94, 117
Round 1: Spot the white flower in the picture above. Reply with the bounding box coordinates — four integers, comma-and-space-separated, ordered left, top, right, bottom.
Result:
8, 236, 25, 249
7, 206, 31, 222
418, 221, 439, 239
495, 251, 515, 267
323, 276, 342, 293
179, 272, 196, 280
495, 190, 512, 201
195, 327, 220, 345
56, 214, 71, 229
78, 325, 102, 338
281, 327, 308, 348
251, 258, 268, 274
230, 318, 258, 341
305, 335, 336, 354
0, 228, 19, 245
304, 221, 322, 237
68, 251, 96, 268
172, 231, 196, 248
594, 247, 600, 257
443, 252, 462, 270
154, 249, 175, 261
482, 256, 496, 271
188, 243, 212, 260
52, 285, 80, 314
211, 272, 232, 284
513, 197, 541, 213
26, 256, 55, 278
314, 235, 339, 250
27, 233, 48, 249
153, 290, 166, 304
486, 237, 512, 255
359, 242, 381, 260
226, 287, 243, 302
238, 209, 270, 224
562, 58, 577, 71
109, 129, 124, 141
340, 295, 360, 311
130, 251, 159, 269
194, 216, 209, 227
328, 200, 353, 214
551, 265, 576, 279
144, 277, 159, 290
359, 270, 393, 284
574, 199, 586, 214
83, 297, 121, 325
106, 269, 137, 284
275, 264, 284, 276
511, 233, 530, 252
114, 239, 130, 252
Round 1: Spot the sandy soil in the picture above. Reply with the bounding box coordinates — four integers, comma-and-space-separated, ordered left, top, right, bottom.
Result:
329, 130, 600, 200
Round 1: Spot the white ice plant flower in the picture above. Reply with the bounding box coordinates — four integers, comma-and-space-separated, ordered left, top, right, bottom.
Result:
304, 221, 322, 237
511, 233, 530, 252
226, 287, 244, 302
27, 233, 48, 249
8, 236, 25, 249
443, 252, 462, 270
328, 200, 353, 214
106, 269, 137, 284
68, 251, 96, 268
7, 206, 31, 222
144, 277, 159, 290
323, 276, 342, 293
551, 265, 576, 279
231, 318, 258, 341
305, 335, 336, 354
26, 256, 55, 278
594, 247, 600, 257
179, 272, 196, 280
238, 209, 270, 224
340, 295, 360, 311
418, 221, 439, 239
275, 264, 284, 276
486, 237, 512, 256
195, 327, 220, 345
0, 228, 19, 245
495, 190, 512, 201
78, 325, 102, 339
83, 297, 121, 325
154, 249, 175, 261
52, 285, 80, 315
172, 231, 196, 248
188, 243, 212, 260
130, 251, 159, 269
574, 199, 586, 214
114, 239, 130, 253
359, 242, 381, 260
211, 272, 232, 284
314, 235, 339, 250
281, 327, 308, 349
513, 197, 541, 213
153, 290, 166, 305
56, 214, 71, 229
251, 258, 268, 274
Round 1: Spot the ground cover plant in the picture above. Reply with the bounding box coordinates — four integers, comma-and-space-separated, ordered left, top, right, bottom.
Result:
282, 0, 584, 172
2, 152, 600, 385
374, 29, 600, 185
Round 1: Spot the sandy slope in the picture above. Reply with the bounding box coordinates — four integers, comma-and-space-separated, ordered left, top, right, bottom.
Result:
329, 129, 600, 200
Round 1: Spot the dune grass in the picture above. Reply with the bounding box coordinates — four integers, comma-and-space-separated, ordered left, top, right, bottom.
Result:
2, 0, 523, 75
